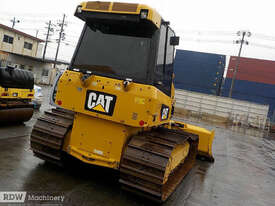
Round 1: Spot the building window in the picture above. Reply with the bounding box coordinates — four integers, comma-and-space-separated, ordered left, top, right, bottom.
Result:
3, 35, 14, 44
42, 69, 48, 76
24, 42, 33, 50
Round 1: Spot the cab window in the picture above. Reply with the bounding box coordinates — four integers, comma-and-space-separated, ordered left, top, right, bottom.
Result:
154, 25, 175, 96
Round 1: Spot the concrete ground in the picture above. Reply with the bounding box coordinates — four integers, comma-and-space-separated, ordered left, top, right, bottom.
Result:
0, 85, 275, 206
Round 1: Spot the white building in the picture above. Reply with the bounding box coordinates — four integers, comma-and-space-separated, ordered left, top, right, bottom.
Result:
0, 23, 69, 85
0, 23, 43, 58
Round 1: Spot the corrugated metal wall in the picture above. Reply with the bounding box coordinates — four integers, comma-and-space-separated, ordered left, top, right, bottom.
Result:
175, 89, 269, 129
174, 50, 226, 95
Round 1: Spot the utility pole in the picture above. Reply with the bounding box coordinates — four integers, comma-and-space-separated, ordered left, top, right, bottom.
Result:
43, 20, 54, 60
54, 14, 66, 68
229, 31, 251, 98
35, 30, 39, 38
10, 17, 20, 28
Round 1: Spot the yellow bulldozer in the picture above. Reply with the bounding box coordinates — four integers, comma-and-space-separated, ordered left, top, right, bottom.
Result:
0, 66, 34, 123
30, 1, 214, 202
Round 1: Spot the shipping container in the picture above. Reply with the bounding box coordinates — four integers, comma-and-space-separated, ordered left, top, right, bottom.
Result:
222, 78, 275, 120
222, 56, 275, 121
174, 50, 226, 95
227, 56, 275, 85
223, 78, 275, 98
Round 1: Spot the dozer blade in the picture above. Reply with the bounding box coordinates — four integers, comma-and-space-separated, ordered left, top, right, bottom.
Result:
119, 127, 198, 202
0, 108, 34, 123
172, 121, 215, 162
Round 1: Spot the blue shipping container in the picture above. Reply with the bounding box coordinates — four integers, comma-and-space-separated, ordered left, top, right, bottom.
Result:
174, 50, 226, 95
222, 78, 275, 99
222, 78, 275, 119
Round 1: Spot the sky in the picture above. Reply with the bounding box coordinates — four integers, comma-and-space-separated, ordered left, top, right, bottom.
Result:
1, 0, 275, 64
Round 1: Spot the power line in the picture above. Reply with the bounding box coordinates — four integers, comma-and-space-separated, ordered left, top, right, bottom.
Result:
177, 30, 236, 36
0, 11, 72, 18
0, 15, 82, 26
253, 33, 275, 41
249, 42, 275, 50
61, 42, 77, 47
181, 36, 275, 50
46, 45, 57, 49
179, 30, 275, 42
181, 37, 233, 44
16, 27, 43, 31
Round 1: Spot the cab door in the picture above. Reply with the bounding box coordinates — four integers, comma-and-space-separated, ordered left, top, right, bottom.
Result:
154, 24, 176, 97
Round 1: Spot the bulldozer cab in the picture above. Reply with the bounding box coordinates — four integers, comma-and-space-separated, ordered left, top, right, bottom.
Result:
70, 5, 179, 97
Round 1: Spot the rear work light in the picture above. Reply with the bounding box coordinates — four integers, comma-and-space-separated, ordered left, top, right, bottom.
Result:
140, 9, 148, 19
76, 6, 82, 13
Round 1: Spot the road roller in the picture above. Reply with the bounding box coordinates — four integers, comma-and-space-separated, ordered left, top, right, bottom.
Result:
0, 66, 34, 123
30, 1, 214, 202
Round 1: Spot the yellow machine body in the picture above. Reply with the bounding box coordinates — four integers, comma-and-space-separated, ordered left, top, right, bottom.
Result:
0, 86, 34, 100
171, 121, 214, 160
79, 1, 162, 28
0, 86, 34, 123
56, 70, 214, 169
62, 112, 140, 169
52, 1, 214, 168
57, 70, 172, 168
56, 71, 173, 128
31, 1, 215, 201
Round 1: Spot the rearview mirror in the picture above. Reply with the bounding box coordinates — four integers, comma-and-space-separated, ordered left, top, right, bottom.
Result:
170, 36, 180, 46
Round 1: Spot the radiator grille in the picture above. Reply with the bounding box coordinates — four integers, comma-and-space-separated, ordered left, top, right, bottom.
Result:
112, 3, 138, 12
85, 2, 111, 11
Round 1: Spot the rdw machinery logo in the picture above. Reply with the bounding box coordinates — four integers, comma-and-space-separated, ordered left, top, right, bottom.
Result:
85, 90, 116, 116
0, 192, 26, 203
